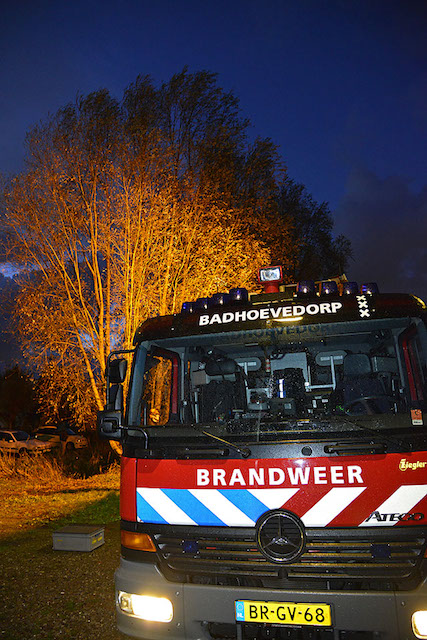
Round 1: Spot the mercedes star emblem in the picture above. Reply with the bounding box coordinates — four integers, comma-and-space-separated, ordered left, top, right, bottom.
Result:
256, 509, 306, 563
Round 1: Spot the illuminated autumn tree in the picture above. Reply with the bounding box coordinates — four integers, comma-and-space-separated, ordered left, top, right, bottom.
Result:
1, 70, 292, 426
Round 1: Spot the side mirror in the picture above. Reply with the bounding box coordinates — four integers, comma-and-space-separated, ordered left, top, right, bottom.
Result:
106, 357, 127, 411
97, 410, 123, 441
108, 358, 128, 384
107, 384, 124, 411
100, 351, 133, 441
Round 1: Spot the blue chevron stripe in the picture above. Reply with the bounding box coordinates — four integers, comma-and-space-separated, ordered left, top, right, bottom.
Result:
162, 489, 226, 526
136, 490, 168, 524
219, 489, 268, 523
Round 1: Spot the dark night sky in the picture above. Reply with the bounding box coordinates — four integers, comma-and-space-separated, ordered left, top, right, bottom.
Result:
1, 0, 426, 299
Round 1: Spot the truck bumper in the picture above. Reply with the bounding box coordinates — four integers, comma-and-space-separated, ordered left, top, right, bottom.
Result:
115, 558, 427, 640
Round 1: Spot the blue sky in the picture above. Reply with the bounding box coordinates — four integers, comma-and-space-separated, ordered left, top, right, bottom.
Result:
1, 0, 426, 298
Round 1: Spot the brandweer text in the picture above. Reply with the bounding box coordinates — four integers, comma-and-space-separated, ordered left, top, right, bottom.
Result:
196, 465, 363, 487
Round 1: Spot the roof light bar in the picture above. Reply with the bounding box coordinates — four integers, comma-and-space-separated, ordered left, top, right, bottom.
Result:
181, 268, 380, 317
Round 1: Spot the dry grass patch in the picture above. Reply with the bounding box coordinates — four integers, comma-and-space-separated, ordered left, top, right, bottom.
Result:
0, 453, 120, 537
0, 451, 69, 487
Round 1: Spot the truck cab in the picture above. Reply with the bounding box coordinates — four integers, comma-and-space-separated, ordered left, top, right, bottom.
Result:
99, 268, 427, 640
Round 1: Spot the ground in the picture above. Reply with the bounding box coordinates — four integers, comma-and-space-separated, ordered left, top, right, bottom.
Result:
0, 457, 128, 639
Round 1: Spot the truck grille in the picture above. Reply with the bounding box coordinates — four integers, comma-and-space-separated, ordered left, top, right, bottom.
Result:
153, 526, 426, 590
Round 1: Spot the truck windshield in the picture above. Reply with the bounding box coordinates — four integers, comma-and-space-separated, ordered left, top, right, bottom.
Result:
127, 316, 427, 433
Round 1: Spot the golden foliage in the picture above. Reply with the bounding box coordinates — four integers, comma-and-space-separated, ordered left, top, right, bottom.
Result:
1, 71, 292, 424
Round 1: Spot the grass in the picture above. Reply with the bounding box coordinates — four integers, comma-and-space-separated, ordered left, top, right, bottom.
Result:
0, 449, 68, 485
0, 452, 125, 639
0, 452, 120, 535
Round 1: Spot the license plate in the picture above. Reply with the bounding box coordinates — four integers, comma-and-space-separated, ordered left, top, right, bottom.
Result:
235, 600, 332, 627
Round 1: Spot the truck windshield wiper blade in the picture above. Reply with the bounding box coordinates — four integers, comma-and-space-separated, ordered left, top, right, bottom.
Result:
248, 415, 412, 453
126, 424, 251, 459
324, 441, 387, 455
189, 424, 251, 459
201, 429, 251, 459
330, 416, 412, 453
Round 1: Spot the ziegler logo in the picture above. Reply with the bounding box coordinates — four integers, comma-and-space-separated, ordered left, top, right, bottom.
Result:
365, 511, 424, 522
399, 458, 427, 471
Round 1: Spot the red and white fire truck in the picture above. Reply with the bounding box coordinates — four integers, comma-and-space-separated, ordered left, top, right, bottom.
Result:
98, 267, 427, 640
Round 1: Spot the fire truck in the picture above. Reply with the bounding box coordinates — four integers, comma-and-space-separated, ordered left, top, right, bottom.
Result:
98, 266, 427, 640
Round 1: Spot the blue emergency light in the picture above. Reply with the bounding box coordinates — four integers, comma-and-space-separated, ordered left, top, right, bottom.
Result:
195, 297, 210, 310
229, 288, 249, 303
210, 292, 229, 306
342, 282, 358, 295
320, 281, 339, 295
181, 301, 195, 314
361, 282, 380, 295
296, 280, 316, 296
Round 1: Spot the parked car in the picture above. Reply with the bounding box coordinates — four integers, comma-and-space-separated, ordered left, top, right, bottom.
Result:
34, 426, 88, 451
0, 429, 54, 454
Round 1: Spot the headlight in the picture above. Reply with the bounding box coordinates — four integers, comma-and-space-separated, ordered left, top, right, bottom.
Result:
117, 592, 173, 622
413, 611, 427, 639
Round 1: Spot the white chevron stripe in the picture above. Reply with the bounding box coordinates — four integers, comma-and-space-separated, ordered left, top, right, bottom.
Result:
301, 487, 366, 526
189, 489, 255, 526
360, 485, 427, 527
137, 488, 197, 525
248, 488, 299, 509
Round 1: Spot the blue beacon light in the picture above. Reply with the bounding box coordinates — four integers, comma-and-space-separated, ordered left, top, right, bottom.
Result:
210, 292, 230, 307
361, 282, 379, 295
342, 282, 358, 295
181, 301, 195, 314
320, 281, 338, 295
194, 297, 210, 310
296, 280, 316, 296
229, 288, 249, 303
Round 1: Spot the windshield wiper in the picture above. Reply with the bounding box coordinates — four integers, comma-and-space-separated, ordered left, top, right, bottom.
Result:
190, 424, 251, 458
324, 441, 387, 455
125, 424, 251, 458
329, 415, 412, 453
